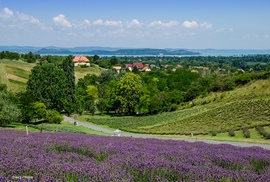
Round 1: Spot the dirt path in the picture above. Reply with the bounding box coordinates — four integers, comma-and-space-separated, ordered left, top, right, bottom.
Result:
63, 116, 270, 150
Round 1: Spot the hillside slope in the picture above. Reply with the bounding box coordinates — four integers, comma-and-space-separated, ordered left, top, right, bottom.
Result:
86, 78, 270, 135
0, 59, 34, 91
0, 59, 101, 92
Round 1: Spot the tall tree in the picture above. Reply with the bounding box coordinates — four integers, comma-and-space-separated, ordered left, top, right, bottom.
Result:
116, 72, 143, 114
27, 63, 68, 111
61, 55, 75, 103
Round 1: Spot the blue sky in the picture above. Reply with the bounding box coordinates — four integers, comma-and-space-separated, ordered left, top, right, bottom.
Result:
0, 0, 269, 49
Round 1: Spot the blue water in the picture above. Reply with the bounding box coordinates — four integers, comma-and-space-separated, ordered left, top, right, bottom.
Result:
192, 49, 270, 57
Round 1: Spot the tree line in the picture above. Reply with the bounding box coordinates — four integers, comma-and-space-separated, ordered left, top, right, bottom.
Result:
1, 53, 270, 126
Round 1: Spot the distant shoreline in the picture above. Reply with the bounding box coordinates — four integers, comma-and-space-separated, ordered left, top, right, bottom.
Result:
0, 46, 270, 57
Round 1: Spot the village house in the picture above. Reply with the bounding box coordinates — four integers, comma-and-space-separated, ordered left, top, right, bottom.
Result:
73, 56, 90, 66
141, 66, 151, 72
113, 66, 122, 73
125, 62, 144, 71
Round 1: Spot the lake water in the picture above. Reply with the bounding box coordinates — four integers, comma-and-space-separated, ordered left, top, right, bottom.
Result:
192, 49, 270, 57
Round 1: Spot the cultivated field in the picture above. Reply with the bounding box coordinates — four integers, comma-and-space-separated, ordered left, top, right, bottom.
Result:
80, 78, 270, 143
1, 129, 270, 181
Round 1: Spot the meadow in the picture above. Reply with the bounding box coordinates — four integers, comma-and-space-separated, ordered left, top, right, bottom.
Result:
1, 129, 270, 181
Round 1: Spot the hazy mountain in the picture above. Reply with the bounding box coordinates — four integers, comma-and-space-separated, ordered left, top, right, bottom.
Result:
0, 46, 200, 56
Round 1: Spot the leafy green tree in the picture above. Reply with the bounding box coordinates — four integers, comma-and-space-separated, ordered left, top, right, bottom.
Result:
27, 63, 68, 111
77, 74, 98, 89
135, 87, 150, 115
93, 54, 100, 64
132, 66, 140, 74
116, 72, 143, 114
0, 89, 21, 126
109, 57, 119, 66
96, 98, 107, 115
84, 100, 96, 116
61, 55, 75, 103
46, 110, 62, 124
30, 102, 47, 122
86, 85, 98, 100
98, 80, 119, 113
98, 69, 119, 84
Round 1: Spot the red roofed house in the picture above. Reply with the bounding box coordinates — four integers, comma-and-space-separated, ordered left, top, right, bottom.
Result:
125, 62, 144, 71
133, 62, 143, 69
73, 56, 90, 67
125, 64, 133, 71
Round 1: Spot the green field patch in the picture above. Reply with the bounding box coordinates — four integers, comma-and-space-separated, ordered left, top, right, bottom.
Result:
5, 65, 30, 79
8, 79, 27, 85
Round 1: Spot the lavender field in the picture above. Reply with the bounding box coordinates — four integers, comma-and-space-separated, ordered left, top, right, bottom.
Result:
0, 129, 270, 181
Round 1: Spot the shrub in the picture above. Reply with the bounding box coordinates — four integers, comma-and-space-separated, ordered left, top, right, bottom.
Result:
46, 110, 62, 124
256, 126, 270, 139
243, 128, 250, 138
211, 131, 217, 136
229, 129, 235, 137
170, 104, 178, 112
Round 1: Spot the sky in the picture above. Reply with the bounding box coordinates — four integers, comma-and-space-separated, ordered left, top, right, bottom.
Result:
0, 0, 269, 49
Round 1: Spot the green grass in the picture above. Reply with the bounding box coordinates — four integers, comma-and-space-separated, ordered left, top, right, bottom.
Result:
5, 65, 30, 79
74, 65, 102, 82
2, 121, 110, 136
0, 59, 34, 92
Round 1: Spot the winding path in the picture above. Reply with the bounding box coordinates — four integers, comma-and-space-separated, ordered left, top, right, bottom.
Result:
63, 116, 270, 150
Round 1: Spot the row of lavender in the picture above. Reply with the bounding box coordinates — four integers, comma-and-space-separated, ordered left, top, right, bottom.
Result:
0, 129, 270, 181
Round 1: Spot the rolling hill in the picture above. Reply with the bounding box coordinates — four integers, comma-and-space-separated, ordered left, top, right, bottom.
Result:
0, 59, 101, 92
84, 78, 270, 137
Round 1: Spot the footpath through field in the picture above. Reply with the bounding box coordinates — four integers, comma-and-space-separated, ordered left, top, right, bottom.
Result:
63, 116, 270, 150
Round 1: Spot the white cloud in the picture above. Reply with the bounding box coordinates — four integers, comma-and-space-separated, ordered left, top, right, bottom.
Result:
93, 19, 103, 25
229, 28, 234, 32
83, 19, 91, 25
104, 20, 122, 26
93, 19, 122, 26
16, 12, 40, 24
126, 19, 142, 28
182, 20, 212, 29
53, 14, 72, 28
200, 21, 212, 29
149, 20, 178, 27
1, 7, 13, 18
182, 21, 198, 28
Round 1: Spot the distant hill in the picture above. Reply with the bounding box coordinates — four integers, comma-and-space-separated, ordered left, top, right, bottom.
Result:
36, 47, 200, 56
0, 46, 200, 56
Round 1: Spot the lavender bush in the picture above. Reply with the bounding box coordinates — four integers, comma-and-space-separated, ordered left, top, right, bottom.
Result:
0, 129, 270, 181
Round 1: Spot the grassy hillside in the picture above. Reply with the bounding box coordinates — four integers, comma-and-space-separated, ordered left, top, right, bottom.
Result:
0, 59, 35, 92
74, 65, 102, 82
82, 78, 270, 140
0, 59, 102, 92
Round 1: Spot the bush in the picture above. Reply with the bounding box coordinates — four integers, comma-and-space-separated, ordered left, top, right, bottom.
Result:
228, 129, 235, 137
46, 110, 62, 124
170, 104, 178, 112
256, 126, 270, 139
211, 131, 217, 136
243, 128, 250, 138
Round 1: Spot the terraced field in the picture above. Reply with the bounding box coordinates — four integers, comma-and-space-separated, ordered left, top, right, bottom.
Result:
86, 99, 270, 135
0, 60, 34, 91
